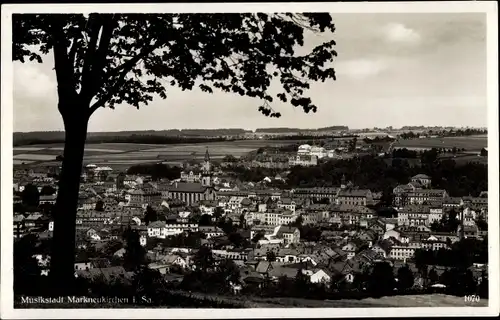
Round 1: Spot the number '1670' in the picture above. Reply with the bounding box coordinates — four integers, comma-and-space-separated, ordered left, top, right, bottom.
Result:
464, 295, 480, 303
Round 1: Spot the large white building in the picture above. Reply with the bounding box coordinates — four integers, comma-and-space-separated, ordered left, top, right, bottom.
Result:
289, 154, 318, 167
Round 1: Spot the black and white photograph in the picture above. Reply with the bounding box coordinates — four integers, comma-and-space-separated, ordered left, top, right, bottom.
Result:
1, 2, 498, 318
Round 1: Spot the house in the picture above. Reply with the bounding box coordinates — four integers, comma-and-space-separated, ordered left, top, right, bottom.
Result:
74, 257, 93, 271
411, 174, 432, 188
310, 269, 332, 284
275, 226, 300, 245
39, 195, 57, 205
277, 198, 296, 213
113, 248, 126, 258
367, 220, 386, 235
358, 230, 378, 243
148, 263, 171, 275
75, 266, 131, 284
162, 254, 188, 269
371, 239, 392, 258
342, 240, 366, 260
383, 229, 410, 244
199, 226, 225, 239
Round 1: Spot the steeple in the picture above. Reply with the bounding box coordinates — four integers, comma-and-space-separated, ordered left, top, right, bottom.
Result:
204, 147, 211, 163
201, 147, 212, 187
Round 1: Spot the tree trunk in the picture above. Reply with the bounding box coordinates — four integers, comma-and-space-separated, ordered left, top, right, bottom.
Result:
49, 110, 89, 295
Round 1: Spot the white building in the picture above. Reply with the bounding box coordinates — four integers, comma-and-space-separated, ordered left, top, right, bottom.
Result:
289, 155, 318, 167
310, 146, 327, 159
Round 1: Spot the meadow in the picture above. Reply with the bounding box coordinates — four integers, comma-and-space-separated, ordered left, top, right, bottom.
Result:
394, 135, 487, 151
12, 140, 292, 168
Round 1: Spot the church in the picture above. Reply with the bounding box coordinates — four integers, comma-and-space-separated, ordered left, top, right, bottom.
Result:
165, 148, 216, 206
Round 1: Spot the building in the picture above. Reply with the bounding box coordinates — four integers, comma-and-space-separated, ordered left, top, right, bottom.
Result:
128, 189, 162, 207
165, 182, 216, 206
275, 226, 300, 245
411, 174, 432, 188
310, 146, 327, 159
289, 154, 318, 167
292, 187, 340, 202
147, 221, 199, 239
276, 198, 296, 213
407, 189, 448, 205
336, 189, 373, 206
199, 226, 225, 239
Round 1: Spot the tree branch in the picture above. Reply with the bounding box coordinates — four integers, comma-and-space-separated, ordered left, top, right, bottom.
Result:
88, 70, 128, 116
80, 13, 103, 102
50, 15, 77, 116
85, 14, 117, 100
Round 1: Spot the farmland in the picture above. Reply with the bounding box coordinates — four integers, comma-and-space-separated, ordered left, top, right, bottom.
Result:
166, 291, 489, 308
394, 135, 487, 151
12, 140, 296, 169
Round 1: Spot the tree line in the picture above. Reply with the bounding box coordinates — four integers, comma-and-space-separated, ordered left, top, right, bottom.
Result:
285, 153, 487, 197
14, 135, 232, 147
126, 163, 182, 181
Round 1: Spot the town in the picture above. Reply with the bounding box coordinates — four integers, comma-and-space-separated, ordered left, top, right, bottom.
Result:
13, 132, 489, 307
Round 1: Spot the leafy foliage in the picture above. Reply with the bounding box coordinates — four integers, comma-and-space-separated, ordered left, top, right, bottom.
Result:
13, 13, 336, 117
397, 264, 415, 291
21, 183, 40, 207
122, 227, 147, 271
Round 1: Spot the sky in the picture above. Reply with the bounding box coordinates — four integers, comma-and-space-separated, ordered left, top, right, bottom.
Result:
13, 12, 487, 132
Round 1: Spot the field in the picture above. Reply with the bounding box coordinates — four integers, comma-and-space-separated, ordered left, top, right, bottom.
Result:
168, 291, 488, 308
12, 140, 295, 168
394, 135, 487, 151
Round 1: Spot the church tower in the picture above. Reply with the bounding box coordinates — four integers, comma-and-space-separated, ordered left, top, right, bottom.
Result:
340, 174, 347, 190
201, 148, 212, 187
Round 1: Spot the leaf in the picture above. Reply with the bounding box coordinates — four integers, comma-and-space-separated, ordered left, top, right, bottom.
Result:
13, 13, 337, 116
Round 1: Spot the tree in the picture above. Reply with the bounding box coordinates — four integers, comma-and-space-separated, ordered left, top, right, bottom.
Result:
21, 184, 40, 207
368, 262, 396, 297
293, 268, 310, 297
396, 264, 415, 292
216, 259, 241, 290
14, 234, 42, 295
213, 207, 224, 222
252, 231, 265, 243
144, 205, 158, 225
480, 148, 487, 157
40, 185, 56, 196
194, 246, 214, 273
95, 199, 105, 211
228, 232, 244, 248
222, 155, 238, 163
13, 13, 336, 292
198, 214, 212, 226
428, 267, 439, 285
122, 227, 147, 271
266, 250, 277, 262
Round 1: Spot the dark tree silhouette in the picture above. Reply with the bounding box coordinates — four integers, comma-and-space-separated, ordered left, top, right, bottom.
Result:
368, 262, 396, 297
144, 205, 158, 225
122, 227, 147, 271
198, 214, 212, 226
14, 234, 42, 295
21, 184, 40, 207
266, 250, 277, 262
428, 267, 439, 285
94, 199, 105, 211
396, 264, 415, 292
194, 246, 214, 273
252, 231, 265, 243
13, 13, 336, 293
40, 185, 56, 196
